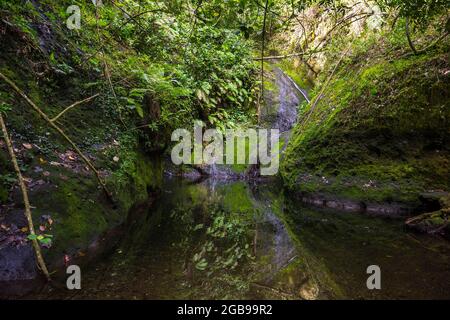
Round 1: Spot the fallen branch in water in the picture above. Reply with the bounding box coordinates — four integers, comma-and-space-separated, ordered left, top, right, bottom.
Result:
405, 208, 449, 225
0, 113, 51, 281
0, 72, 114, 203
250, 282, 297, 300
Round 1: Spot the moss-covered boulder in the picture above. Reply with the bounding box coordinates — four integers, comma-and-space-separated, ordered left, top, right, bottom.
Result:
1, 140, 163, 280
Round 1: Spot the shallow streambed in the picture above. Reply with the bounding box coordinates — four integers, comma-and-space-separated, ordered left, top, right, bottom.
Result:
31, 177, 450, 300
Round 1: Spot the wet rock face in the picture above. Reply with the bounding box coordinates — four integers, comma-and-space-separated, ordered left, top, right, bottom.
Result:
0, 244, 37, 281
272, 68, 301, 133
0, 209, 38, 283
261, 67, 305, 133
0, 233, 43, 298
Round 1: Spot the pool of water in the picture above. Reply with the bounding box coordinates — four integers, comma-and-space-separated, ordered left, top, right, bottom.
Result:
35, 176, 450, 300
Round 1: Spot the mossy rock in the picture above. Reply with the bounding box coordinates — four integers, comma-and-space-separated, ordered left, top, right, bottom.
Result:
7, 146, 163, 268
281, 52, 450, 207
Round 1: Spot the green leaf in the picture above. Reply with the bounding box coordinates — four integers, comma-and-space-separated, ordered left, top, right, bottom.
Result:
193, 224, 204, 231
39, 238, 52, 245
0, 102, 12, 114
135, 104, 144, 118
27, 234, 38, 240
195, 258, 208, 271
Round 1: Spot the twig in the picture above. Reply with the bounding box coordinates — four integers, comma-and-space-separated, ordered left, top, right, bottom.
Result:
0, 113, 50, 281
0, 72, 114, 203
298, 43, 353, 128
182, 0, 204, 60
417, 31, 449, 54
311, 11, 372, 54
250, 282, 297, 300
102, 56, 126, 127
254, 49, 324, 61
50, 94, 99, 123
405, 17, 418, 55
109, 0, 146, 30
94, 5, 126, 128
258, 0, 270, 124
283, 72, 310, 103
116, 9, 165, 31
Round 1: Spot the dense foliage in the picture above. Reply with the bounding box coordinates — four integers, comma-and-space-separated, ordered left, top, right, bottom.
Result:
378, 0, 449, 25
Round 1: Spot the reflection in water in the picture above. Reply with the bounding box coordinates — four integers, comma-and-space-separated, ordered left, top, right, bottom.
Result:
37, 177, 450, 300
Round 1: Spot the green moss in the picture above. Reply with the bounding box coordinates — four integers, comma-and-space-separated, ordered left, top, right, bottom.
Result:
276, 59, 314, 90
0, 66, 162, 263
222, 182, 253, 213
111, 149, 163, 212
14, 143, 164, 263
281, 50, 450, 205
25, 172, 108, 262
0, 151, 12, 203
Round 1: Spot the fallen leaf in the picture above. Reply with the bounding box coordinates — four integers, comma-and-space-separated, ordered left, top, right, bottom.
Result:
39, 225, 46, 232
23, 177, 33, 184
113, 156, 119, 162
34, 166, 43, 173
22, 143, 33, 150
43, 171, 51, 177
35, 179, 45, 185
64, 254, 70, 266
20, 227, 28, 233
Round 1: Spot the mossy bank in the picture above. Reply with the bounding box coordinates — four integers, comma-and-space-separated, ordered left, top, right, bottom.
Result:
280, 28, 449, 219
0, 4, 164, 293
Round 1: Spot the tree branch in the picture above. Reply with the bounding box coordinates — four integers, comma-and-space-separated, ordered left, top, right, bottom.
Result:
299, 43, 353, 128
0, 113, 51, 281
405, 17, 418, 55
50, 94, 100, 123
258, 0, 269, 124
254, 49, 324, 61
0, 72, 114, 203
